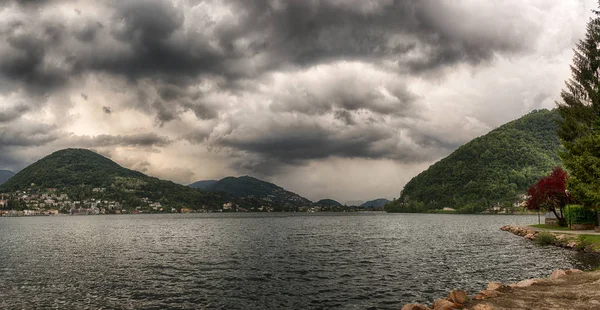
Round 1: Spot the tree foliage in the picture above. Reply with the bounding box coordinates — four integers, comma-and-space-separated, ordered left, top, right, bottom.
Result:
557, 6, 600, 210
525, 167, 569, 226
386, 109, 562, 213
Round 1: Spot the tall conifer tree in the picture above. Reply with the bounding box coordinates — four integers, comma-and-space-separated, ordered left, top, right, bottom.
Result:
557, 4, 600, 208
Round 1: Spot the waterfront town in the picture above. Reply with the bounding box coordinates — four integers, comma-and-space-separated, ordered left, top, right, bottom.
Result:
0, 185, 177, 216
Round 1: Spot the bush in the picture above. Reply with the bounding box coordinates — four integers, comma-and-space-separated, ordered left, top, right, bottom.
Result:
535, 232, 557, 245
564, 205, 597, 225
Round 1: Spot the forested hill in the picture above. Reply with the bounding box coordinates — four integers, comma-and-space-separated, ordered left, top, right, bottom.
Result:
0, 148, 227, 209
204, 176, 313, 208
386, 109, 562, 213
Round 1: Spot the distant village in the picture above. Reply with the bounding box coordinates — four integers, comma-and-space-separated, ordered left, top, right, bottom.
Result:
0, 185, 205, 216
0, 185, 369, 217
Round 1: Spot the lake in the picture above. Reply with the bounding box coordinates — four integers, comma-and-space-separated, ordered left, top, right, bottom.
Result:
0, 213, 598, 309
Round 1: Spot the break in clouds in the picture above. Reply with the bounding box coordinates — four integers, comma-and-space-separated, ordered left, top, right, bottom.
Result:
0, 0, 595, 201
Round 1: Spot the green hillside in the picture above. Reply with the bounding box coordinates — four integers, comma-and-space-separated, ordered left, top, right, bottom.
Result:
387, 109, 562, 213
0, 149, 226, 209
204, 176, 312, 209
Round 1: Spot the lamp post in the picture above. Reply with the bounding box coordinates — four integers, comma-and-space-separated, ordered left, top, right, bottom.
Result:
565, 189, 571, 230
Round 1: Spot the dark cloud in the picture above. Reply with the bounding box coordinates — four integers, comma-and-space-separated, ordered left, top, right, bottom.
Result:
69, 133, 172, 148
102, 106, 112, 114
0, 122, 59, 147
0, 0, 533, 121
0, 104, 30, 122
215, 116, 446, 168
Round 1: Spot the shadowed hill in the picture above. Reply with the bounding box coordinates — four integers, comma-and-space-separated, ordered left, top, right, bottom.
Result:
361, 198, 390, 208
314, 199, 342, 207
204, 176, 312, 208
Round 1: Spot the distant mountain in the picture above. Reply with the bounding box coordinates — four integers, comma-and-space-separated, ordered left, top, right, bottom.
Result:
203, 176, 312, 209
0, 170, 15, 185
189, 180, 218, 189
314, 199, 342, 207
0, 148, 226, 209
387, 109, 562, 213
361, 198, 390, 208
344, 200, 364, 206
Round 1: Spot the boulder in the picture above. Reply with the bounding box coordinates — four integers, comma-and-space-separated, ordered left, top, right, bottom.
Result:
551, 269, 567, 279
566, 241, 579, 248
472, 304, 497, 310
509, 278, 542, 288
447, 290, 468, 304
524, 233, 535, 240
566, 269, 582, 275
432, 298, 461, 310
401, 303, 431, 310
479, 290, 501, 298
486, 282, 504, 291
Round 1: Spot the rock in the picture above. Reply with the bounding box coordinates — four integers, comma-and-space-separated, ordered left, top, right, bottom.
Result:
509, 278, 542, 288
566, 269, 582, 274
472, 294, 487, 301
479, 290, 501, 298
401, 303, 431, 310
472, 304, 497, 310
566, 241, 579, 248
432, 298, 461, 310
448, 290, 468, 304
524, 233, 535, 240
486, 282, 504, 291
551, 269, 567, 279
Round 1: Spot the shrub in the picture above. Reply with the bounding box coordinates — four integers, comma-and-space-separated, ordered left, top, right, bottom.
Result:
564, 205, 597, 225
535, 232, 557, 245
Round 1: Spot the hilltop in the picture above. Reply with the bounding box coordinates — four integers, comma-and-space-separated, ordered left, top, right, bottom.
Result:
202, 176, 312, 211
387, 109, 562, 213
361, 198, 390, 208
314, 199, 342, 207
188, 180, 218, 189
0, 149, 226, 210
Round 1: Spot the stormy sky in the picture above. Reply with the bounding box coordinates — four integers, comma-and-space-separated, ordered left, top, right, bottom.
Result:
0, 0, 595, 202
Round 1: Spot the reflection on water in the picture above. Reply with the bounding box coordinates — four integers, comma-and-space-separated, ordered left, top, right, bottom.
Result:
0, 213, 597, 309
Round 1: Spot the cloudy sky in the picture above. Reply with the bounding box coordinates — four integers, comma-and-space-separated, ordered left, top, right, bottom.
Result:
0, 0, 596, 202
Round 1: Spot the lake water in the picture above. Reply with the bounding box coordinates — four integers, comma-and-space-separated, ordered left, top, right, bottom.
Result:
0, 213, 598, 309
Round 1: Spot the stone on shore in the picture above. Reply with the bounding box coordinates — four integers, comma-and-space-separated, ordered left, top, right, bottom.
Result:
486, 282, 504, 291
471, 304, 497, 310
432, 298, 461, 310
401, 303, 431, 310
551, 269, 567, 279
448, 290, 468, 304
508, 278, 541, 288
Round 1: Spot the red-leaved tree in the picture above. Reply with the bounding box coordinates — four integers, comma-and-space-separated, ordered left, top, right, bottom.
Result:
526, 167, 569, 227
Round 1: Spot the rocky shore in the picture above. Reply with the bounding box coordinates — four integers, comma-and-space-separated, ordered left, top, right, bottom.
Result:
500, 225, 600, 255
399, 225, 600, 310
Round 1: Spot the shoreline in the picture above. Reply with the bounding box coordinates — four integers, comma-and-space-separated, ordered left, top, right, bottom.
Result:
401, 225, 600, 310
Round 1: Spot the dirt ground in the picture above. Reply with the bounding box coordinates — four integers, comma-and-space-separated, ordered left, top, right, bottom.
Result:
467, 271, 600, 310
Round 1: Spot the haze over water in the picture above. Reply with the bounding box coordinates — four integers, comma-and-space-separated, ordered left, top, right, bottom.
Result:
1, 213, 597, 309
